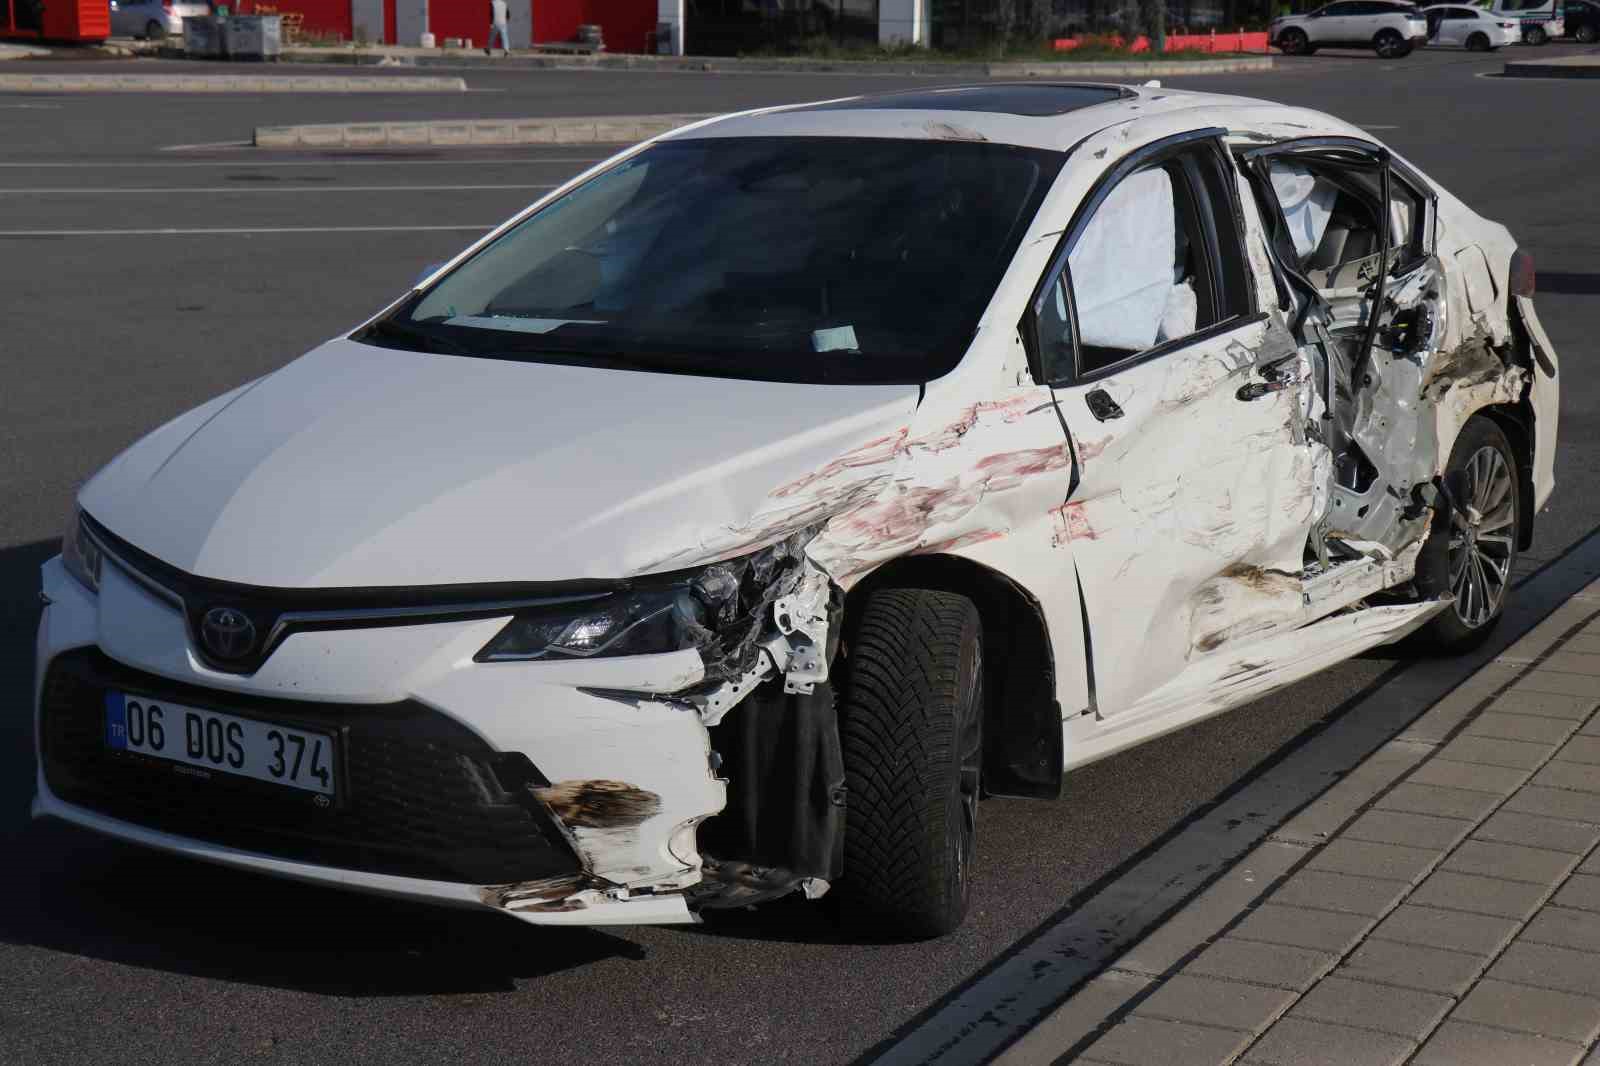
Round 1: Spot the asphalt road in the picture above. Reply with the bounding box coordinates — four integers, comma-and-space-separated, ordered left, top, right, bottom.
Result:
1, 43, 1597, 1066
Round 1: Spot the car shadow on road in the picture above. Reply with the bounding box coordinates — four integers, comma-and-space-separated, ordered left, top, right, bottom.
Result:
0, 538, 640, 997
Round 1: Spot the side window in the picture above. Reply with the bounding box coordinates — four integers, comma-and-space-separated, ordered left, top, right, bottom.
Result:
1321, 2, 1357, 14
1034, 142, 1252, 381
1265, 156, 1429, 291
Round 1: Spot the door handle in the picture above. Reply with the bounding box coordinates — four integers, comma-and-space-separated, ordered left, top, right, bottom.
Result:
1085, 389, 1124, 421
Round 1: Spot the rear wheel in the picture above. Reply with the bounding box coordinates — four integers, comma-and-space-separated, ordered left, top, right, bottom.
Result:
1278, 27, 1311, 54
1416, 417, 1520, 650
1577, 22, 1598, 42
835, 588, 983, 940
1466, 31, 1492, 50
144, 19, 166, 39
1525, 24, 1549, 43
1374, 27, 1408, 55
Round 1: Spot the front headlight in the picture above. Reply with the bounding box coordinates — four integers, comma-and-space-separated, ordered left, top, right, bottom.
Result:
474, 532, 814, 681
61, 505, 103, 595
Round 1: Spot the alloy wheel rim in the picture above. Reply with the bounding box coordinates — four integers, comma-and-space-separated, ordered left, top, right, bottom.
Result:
954, 665, 982, 893
1448, 445, 1515, 628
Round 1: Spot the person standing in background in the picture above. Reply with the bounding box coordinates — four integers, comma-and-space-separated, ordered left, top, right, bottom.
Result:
485, 0, 510, 55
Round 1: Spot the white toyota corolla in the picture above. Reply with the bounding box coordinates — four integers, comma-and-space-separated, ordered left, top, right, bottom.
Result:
36, 83, 1560, 938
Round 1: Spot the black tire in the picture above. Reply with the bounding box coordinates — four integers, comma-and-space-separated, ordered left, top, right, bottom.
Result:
1278, 27, 1310, 54
1415, 416, 1520, 650
1525, 24, 1548, 44
144, 19, 165, 39
1466, 31, 1491, 50
1374, 27, 1407, 56
835, 588, 983, 940
1576, 23, 1598, 43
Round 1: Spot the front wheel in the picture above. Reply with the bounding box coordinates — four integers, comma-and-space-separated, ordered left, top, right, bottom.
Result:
1575, 23, 1598, 42
1415, 417, 1520, 650
1278, 27, 1311, 54
1374, 28, 1407, 56
1525, 24, 1549, 44
835, 588, 984, 940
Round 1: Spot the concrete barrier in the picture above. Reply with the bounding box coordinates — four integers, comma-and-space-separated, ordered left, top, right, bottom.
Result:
254, 113, 714, 149
0, 73, 468, 93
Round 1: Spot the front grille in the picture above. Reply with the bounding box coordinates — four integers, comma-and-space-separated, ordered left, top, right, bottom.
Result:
41, 649, 582, 886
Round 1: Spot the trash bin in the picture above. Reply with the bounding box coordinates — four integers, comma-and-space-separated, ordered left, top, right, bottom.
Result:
222, 14, 281, 59
183, 14, 224, 57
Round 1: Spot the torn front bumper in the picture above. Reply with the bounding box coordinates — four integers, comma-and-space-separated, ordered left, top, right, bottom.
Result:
33, 556, 725, 925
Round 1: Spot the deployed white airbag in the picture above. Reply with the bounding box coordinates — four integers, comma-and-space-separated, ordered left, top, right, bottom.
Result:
1068, 167, 1180, 352
1270, 161, 1336, 261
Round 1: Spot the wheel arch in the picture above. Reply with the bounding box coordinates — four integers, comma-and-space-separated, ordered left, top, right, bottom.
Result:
846, 554, 1062, 800
1477, 402, 1536, 552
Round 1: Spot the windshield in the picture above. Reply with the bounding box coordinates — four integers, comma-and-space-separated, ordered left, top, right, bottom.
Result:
358, 136, 1062, 385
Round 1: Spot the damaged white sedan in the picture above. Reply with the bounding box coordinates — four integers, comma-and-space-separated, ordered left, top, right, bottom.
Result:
36, 83, 1559, 938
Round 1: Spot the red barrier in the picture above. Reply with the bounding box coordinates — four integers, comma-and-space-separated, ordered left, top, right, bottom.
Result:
1, 0, 109, 41
1053, 30, 1270, 53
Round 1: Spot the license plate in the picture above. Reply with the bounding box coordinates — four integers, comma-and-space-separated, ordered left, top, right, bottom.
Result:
105, 691, 336, 797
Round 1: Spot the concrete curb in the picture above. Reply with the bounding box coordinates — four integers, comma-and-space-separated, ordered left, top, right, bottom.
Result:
271, 45, 1274, 78
0, 42, 51, 60
253, 112, 713, 148
1502, 56, 1600, 78
0, 73, 467, 93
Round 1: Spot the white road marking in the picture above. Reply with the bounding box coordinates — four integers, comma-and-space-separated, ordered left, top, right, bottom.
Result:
0, 156, 602, 169
0, 183, 557, 194
0, 224, 496, 236
160, 139, 254, 151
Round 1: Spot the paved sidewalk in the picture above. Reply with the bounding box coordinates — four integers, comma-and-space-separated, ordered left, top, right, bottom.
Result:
1006, 578, 1600, 1066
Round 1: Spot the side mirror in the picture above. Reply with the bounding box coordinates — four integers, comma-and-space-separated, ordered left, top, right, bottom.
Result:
413, 261, 444, 288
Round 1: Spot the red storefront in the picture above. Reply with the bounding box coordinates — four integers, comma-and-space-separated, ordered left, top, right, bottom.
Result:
249, 0, 655, 49
1, 0, 110, 41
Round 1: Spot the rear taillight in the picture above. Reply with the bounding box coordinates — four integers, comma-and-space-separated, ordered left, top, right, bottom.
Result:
1509, 249, 1536, 298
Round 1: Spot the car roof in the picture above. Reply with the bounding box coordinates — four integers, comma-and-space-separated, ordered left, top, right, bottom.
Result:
663, 83, 1314, 154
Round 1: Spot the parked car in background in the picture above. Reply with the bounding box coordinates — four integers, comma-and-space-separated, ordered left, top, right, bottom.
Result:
1560, 0, 1598, 40
1475, 0, 1566, 41
1424, 3, 1522, 46
109, 0, 207, 39
1271, 0, 1431, 55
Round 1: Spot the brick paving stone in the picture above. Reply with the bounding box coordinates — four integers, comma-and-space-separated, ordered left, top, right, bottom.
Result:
1240, 1017, 1414, 1066
1287, 975, 1451, 1039
1583, 714, 1600, 737
1544, 650, 1600, 677
1489, 941, 1600, 998
1494, 690, 1599, 721
1305, 839, 1441, 884
1340, 809, 1474, 851
1376, 782, 1503, 821
1114, 840, 1307, 976
1408, 870, 1551, 919
1274, 775, 1390, 847
1081, 1014, 1252, 1065
1551, 873, 1600, 912
1411, 1020, 1583, 1066
1132, 974, 1295, 1033
1467, 712, 1581, 746
1505, 786, 1600, 824
1582, 850, 1600, 874
998, 969, 1150, 1066
1522, 906, 1600, 954
1183, 938, 1337, 992
1231, 904, 1373, 954
1557, 735, 1600, 765
1439, 734, 1559, 770
1268, 870, 1409, 917
1535, 761, 1600, 794
1504, 673, 1600, 705
1371, 904, 1519, 956
1442, 840, 1578, 885
1340, 938, 1486, 995
1475, 811, 1600, 854
1408, 758, 1531, 795
1399, 687, 1493, 746
1453, 978, 1600, 1044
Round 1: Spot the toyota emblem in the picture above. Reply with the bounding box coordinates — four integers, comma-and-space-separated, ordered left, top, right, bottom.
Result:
200, 607, 256, 660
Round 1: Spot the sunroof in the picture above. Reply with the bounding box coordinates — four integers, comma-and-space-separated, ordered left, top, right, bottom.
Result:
797, 84, 1131, 118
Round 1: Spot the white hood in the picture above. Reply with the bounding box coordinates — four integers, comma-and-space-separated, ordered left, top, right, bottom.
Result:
81, 339, 918, 588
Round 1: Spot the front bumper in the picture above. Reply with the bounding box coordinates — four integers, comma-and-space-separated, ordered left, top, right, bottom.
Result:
33, 555, 723, 925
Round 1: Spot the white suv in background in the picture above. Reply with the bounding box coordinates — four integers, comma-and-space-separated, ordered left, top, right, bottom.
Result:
1271, 0, 1431, 55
